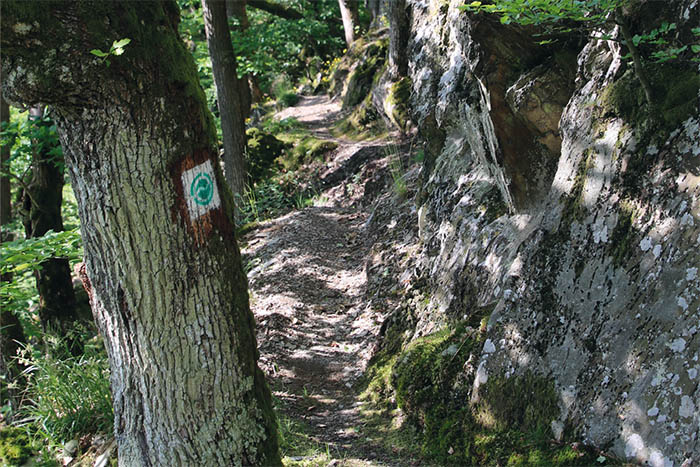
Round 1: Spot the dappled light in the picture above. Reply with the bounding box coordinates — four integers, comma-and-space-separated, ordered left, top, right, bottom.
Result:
1, 0, 698, 465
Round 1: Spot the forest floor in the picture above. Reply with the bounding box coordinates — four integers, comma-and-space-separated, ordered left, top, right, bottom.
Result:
241, 96, 418, 466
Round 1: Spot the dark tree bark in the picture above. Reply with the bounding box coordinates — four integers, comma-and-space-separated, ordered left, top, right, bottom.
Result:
226, 0, 263, 110
0, 95, 10, 224
338, 0, 360, 46
248, 0, 303, 19
366, 0, 381, 27
0, 88, 25, 419
1, 2, 280, 465
20, 105, 80, 353
389, 0, 410, 79
388, 0, 409, 78
202, 0, 248, 201
0, 300, 26, 417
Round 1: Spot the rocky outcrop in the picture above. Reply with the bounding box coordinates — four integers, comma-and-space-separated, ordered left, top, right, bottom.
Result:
373, 0, 700, 464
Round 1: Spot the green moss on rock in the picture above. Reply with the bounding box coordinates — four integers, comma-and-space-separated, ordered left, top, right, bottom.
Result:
342, 38, 388, 109
561, 150, 593, 224
275, 133, 337, 172
0, 427, 34, 466
607, 200, 639, 267
602, 63, 700, 134
333, 94, 386, 140
475, 371, 559, 432
388, 77, 412, 131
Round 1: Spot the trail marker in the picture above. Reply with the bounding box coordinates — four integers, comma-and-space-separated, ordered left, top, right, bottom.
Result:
181, 159, 221, 220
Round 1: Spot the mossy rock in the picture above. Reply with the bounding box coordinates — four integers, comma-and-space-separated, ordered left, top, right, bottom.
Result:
246, 128, 287, 184
0, 427, 35, 466
607, 200, 639, 267
333, 94, 386, 140
474, 371, 559, 433
275, 134, 337, 172
388, 77, 412, 131
602, 63, 700, 134
342, 39, 388, 109
392, 325, 477, 414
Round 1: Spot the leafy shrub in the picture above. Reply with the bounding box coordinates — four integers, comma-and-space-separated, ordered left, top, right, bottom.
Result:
246, 128, 287, 183
0, 229, 83, 329
236, 180, 295, 226
279, 91, 300, 108
261, 117, 303, 135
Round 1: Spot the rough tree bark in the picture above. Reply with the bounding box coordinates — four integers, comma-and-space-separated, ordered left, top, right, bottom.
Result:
248, 0, 303, 20
389, 0, 409, 79
1, 2, 280, 465
338, 0, 360, 46
226, 0, 263, 110
366, 0, 381, 27
20, 105, 81, 353
0, 94, 10, 224
202, 0, 249, 201
0, 89, 27, 411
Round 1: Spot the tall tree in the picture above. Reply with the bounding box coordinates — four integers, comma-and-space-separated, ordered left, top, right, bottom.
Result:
202, 0, 249, 201
0, 91, 26, 411
1, 2, 280, 465
226, 0, 263, 109
389, 0, 409, 79
0, 94, 10, 224
20, 105, 81, 353
338, 0, 360, 46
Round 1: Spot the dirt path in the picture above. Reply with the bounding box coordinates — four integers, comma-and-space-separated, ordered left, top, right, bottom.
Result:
241, 96, 397, 465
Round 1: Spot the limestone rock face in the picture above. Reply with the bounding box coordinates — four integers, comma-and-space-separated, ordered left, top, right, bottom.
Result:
392, 0, 700, 463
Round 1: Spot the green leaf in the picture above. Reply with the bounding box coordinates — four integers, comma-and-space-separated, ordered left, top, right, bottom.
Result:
691, 44, 700, 53
112, 38, 131, 49
90, 49, 108, 58
112, 48, 125, 56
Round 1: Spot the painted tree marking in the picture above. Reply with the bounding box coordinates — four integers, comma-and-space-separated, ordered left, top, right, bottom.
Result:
181, 159, 221, 220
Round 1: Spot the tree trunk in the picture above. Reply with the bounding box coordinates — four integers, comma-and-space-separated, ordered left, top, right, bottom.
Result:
366, 0, 381, 28
21, 105, 81, 353
225, 0, 257, 114
389, 0, 409, 79
202, 0, 249, 202
1, 2, 280, 465
0, 90, 25, 416
338, 0, 360, 46
0, 95, 10, 224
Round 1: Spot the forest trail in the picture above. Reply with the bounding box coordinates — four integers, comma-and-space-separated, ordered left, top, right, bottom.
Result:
241, 95, 401, 465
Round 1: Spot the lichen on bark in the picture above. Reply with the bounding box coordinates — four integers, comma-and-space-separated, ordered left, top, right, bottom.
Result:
1, 2, 280, 465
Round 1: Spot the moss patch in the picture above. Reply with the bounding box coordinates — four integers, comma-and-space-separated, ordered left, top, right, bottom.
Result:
603, 63, 700, 133
475, 371, 559, 432
342, 38, 388, 109
361, 321, 612, 464
388, 77, 412, 131
0, 426, 35, 466
275, 133, 337, 172
480, 185, 509, 224
607, 200, 639, 267
561, 150, 593, 224
333, 94, 387, 141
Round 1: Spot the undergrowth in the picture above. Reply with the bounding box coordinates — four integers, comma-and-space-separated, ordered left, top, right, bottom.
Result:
18, 338, 113, 446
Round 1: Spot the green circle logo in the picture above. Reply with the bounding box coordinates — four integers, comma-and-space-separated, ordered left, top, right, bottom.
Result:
190, 172, 214, 206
